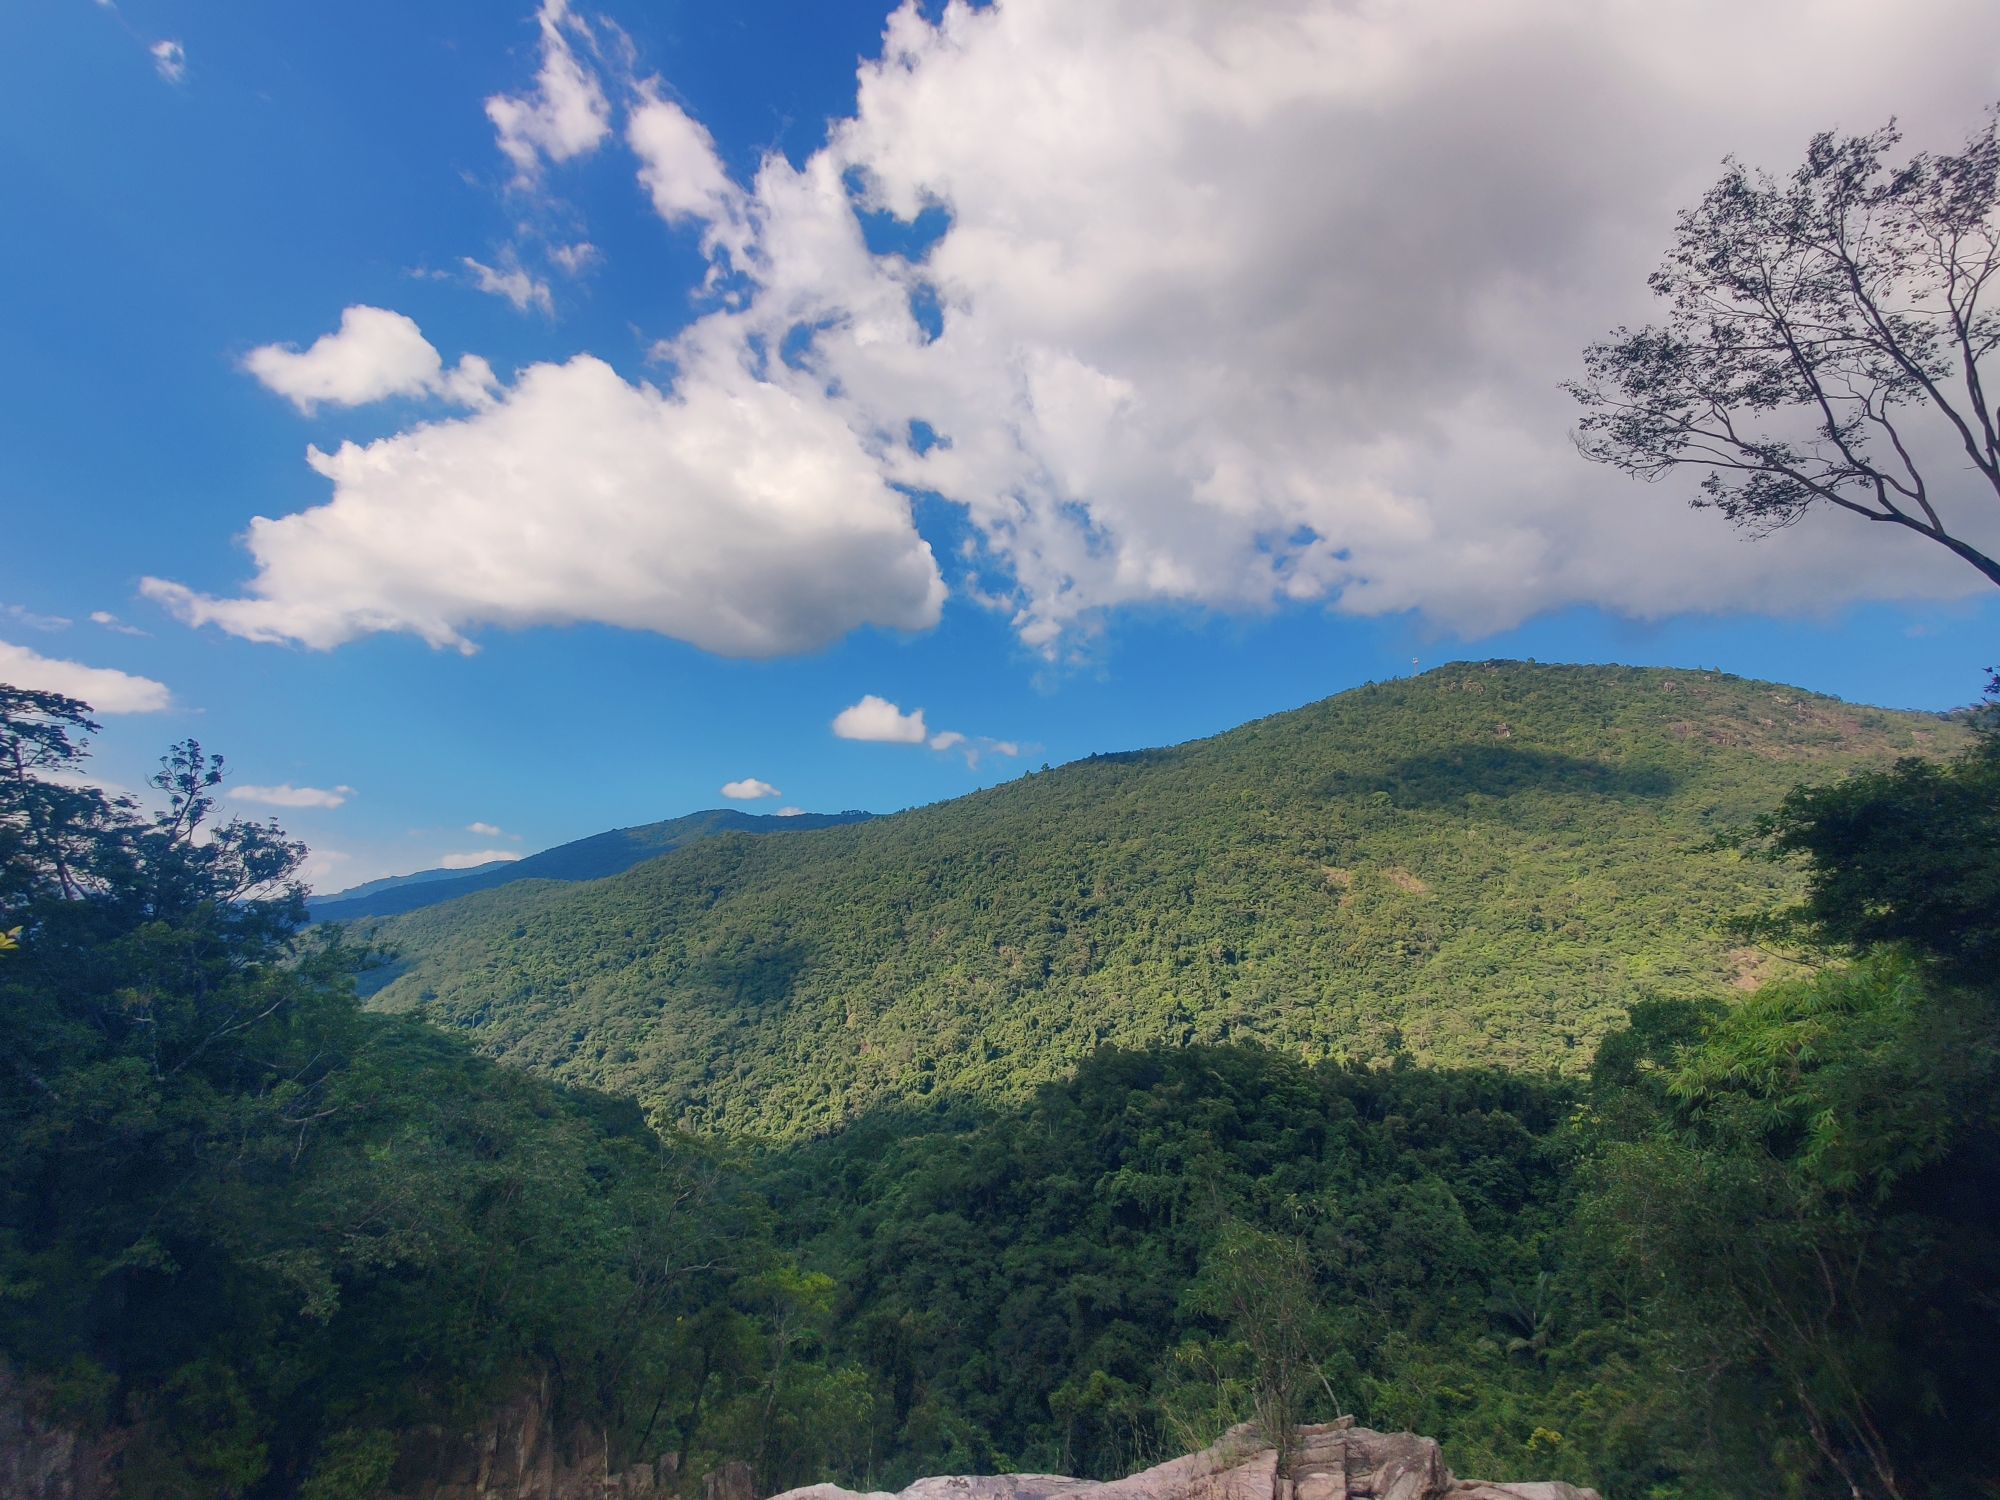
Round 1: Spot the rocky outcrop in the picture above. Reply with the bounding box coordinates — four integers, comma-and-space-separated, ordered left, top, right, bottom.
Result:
0, 1363, 118, 1500
771, 1422, 1600, 1500
379, 1379, 678, 1499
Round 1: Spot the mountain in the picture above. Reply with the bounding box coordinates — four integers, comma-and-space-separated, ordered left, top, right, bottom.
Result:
310, 859, 516, 905
360, 662, 1963, 1138
309, 807, 876, 923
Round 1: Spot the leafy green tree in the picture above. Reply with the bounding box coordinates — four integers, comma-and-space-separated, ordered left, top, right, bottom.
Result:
1743, 733, 1999, 985
0, 686, 796, 1495
1574, 708, 2000, 1499
1183, 1222, 1339, 1487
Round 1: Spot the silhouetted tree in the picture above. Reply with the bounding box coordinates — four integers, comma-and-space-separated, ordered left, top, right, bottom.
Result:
1569, 108, 2000, 588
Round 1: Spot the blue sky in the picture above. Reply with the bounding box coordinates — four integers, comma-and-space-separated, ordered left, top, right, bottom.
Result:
3, 0, 1995, 891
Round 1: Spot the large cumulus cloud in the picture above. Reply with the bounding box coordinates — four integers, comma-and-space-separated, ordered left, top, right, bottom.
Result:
159, 0, 2000, 661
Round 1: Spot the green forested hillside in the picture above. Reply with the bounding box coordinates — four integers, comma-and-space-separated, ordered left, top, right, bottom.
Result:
308, 808, 873, 923
363, 662, 1962, 1137
6, 674, 1995, 1500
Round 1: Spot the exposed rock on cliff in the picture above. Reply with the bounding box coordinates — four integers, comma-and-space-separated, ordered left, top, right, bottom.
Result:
772, 1422, 1601, 1500
378, 1380, 678, 1499
0, 1362, 117, 1500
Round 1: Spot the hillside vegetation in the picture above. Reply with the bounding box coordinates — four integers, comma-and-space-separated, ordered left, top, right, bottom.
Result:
363, 662, 1961, 1137
5, 672, 1994, 1500
309, 808, 872, 923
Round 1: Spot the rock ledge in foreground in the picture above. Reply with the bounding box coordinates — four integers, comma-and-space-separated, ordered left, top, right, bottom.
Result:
772, 1421, 1601, 1500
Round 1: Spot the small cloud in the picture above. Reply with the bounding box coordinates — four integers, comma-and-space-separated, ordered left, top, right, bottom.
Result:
549, 241, 599, 276
485, 0, 611, 184
928, 730, 966, 752
90, 610, 149, 637
832, 695, 927, 744
3, 604, 71, 632
721, 777, 781, 800
0, 639, 170, 714
467, 820, 507, 837
439, 849, 525, 869
231, 783, 355, 810
242, 305, 496, 414
987, 741, 1021, 758
776, 806, 806, 816
150, 39, 186, 84
463, 254, 554, 315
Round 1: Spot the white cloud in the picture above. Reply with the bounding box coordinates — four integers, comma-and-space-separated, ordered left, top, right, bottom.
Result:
467, 820, 507, 837
549, 240, 600, 275
243, 306, 497, 414
231, 783, 355, 810
720, 777, 781, 799
485, 0, 611, 183
90, 611, 149, 637
162, 0, 2000, 671
439, 849, 526, 869
145, 350, 944, 657
776, 806, 806, 816
627, 87, 748, 254
614, 0, 1999, 651
3, 604, 70, 632
832, 694, 928, 743
927, 730, 965, 751
0, 640, 170, 714
150, 39, 185, 84
464, 254, 554, 315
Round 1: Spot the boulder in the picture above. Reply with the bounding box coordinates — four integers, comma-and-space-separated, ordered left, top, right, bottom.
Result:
768, 1423, 1601, 1500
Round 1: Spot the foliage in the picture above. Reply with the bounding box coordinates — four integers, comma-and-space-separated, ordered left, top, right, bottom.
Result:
756, 1045, 1591, 1488
1571, 107, 2000, 588
0, 685, 862, 1497
1570, 727, 2000, 1498
1741, 732, 2000, 985
6, 668, 1995, 1500
362, 662, 1961, 1139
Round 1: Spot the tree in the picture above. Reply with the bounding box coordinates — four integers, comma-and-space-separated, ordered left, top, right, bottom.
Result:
1184, 1222, 1338, 1494
1568, 108, 2000, 588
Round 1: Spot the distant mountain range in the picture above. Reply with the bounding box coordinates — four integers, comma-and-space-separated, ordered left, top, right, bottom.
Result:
353, 662, 1965, 1140
308, 808, 875, 923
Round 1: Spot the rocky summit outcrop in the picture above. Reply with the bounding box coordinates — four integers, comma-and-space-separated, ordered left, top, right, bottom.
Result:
772, 1421, 1600, 1500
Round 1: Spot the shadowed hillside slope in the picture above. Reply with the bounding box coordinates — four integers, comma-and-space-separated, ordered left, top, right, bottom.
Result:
364, 662, 1962, 1137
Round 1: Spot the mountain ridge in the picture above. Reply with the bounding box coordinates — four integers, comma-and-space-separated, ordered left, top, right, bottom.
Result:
310, 807, 875, 923
361, 661, 1964, 1137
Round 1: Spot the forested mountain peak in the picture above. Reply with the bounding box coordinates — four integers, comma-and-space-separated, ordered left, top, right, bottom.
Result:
362, 662, 1962, 1138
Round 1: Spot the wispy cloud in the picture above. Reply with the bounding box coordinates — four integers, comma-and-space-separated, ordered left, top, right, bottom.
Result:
90, 610, 149, 637
149, 39, 186, 84
484, 0, 611, 184
463, 254, 554, 315
549, 241, 599, 276
3, 604, 71, 633
231, 783, 355, 810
